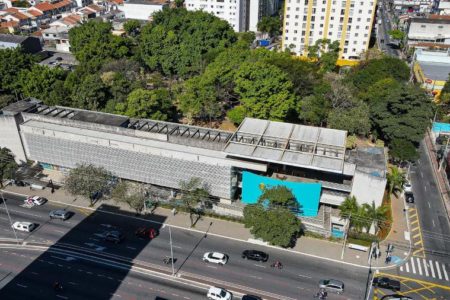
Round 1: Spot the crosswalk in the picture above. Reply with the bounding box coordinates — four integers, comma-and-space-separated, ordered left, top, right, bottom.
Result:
399, 257, 449, 281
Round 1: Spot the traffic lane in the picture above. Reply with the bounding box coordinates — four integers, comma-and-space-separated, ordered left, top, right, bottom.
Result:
412, 143, 450, 253
0, 248, 209, 300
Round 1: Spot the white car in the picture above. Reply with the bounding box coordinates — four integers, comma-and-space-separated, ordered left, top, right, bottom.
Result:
404, 182, 412, 193
207, 286, 232, 300
203, 252, 228, 265
12, 221, 36, 232
26, 196, 47, 206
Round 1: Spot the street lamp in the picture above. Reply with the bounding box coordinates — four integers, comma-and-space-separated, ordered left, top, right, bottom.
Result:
0, 185, 20, 245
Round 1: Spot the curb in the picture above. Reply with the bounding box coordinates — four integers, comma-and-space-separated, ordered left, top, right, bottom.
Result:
3, 189, 402, 270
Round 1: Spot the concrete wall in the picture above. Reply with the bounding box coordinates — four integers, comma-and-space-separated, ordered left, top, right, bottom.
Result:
0, 114, 27, 163
120, 3, 166, 20
350, 170, 387, 207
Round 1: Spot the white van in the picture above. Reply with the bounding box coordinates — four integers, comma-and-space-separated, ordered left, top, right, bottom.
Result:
12, 221, 36, 232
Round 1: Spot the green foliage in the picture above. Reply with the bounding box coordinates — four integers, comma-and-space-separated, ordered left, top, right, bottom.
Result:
227, 106, 246, 125
388, 29, 405, 41
389, 139, 418, 162
111, 181, 146, 214
65, 163, 113, 206
0, 47, 35, 93
257, 16, 281, 37
327, 100, 371, 135
234, 61, 297, 120
19, 65, 69, 106
175, 0, 184, 7
0, 147, 18, 187
0, 94, 15, 110
386, 166, 406, 196
346, 135, 357, 149
348, 57, 409, 91
71, 74, 109, 110
115, 88, 173, 120
69, 20, 132, 65
236, 31, 256, 47
179, 177, 210, 227
139, 8, 236, 77
12, 0, 30, 7
258, 185, 299, 211
370, 84, 434, 146
123, 20, 141, 36
339, 196, 388, 234
243, 204, 301, 247
307, 39, 340, 73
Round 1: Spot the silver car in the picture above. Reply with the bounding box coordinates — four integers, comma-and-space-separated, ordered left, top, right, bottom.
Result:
319, 279, 344, 294
49, 209, 72, 220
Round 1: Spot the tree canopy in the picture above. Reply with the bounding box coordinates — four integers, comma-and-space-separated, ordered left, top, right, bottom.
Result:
0, 47, 35, 94
115, 88, 173, 120
257, 16, 281, 37
0, 147, 18, 187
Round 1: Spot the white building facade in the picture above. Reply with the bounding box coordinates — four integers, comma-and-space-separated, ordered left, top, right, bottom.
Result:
282, 0, 377, 60
407, 17, 450, 46
248, 0, 280, 32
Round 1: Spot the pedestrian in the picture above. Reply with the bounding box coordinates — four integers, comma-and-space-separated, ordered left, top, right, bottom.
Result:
171, 208, 177, 216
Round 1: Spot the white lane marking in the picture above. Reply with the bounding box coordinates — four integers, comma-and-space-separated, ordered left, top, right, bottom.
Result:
87, 271, 93, 275
54, 230, 65, 234
110, 293, 122, 298
424, 185, 427, 191
298, 274, 312, 279
89, 238, 100, 242
173, 245, 182, 249
107, 277, 114, 280
423, 259, 429, 277
98, 274, 104, 277
416, 257, 422, 275
400, 265, 403, 272
16, 284, 27, 288
411, 258, 416, 274
57, 264, 64, 267
428, 202, 431, 208
69, 282, 77, 285
249, 275, 262, 280
432, 220, 436, 227
48, 262, 54, 265
443, 264, 449, 281
436, 261, 442, 280
31, 272, 38, 275
126, 246, 136, 250
206, 265, 217, 269
430, 260, 436, 278
405, 262, 409, 273
420, 172, 424, 178
183, 297, 190, 300
254, 264, 266, 268
56, 295, 68, 299
172, 294, 179, 297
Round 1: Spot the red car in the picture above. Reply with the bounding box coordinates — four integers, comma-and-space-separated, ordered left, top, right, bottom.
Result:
135, 227, 158, 239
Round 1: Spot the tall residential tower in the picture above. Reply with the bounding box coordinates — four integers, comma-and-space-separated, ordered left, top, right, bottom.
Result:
282, 0, 377, 60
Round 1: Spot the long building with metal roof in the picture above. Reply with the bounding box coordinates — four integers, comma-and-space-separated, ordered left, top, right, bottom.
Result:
0, 99, 387, 236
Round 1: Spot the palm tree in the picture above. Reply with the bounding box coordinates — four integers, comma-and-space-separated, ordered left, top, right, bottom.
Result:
339, 196, 366, 231
386, 166, 406, 196
362, 201, 389, 234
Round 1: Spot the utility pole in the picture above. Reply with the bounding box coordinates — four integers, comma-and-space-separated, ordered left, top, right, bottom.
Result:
341, 213, 351, 260
364, 244, 377, 300
168, 225, 175, 276
0, 188, 19, 244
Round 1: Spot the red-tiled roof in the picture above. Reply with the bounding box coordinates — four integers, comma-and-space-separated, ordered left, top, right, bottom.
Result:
34, 2, 56, 12
86, 4, 104, 12
0, 20, 19, 28
53, 0, 72, 9
27, 9, 43, 17
111, 0, 124, 4
429, 14, 450, 20
31, 30, 43, 36
5, 7, 20, 13
62, 14, 80, 25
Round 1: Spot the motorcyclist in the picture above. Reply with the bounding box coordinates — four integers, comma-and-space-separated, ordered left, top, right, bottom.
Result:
53, 281, 62, 291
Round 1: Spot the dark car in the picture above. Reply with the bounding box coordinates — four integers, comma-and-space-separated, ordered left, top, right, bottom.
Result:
405, 192, 414, 203
49, 209, 72, 220
135, 227, 159, 239
242, 250, 269, 262
242, 295, 262, 300
103, 231, 124, 244
373, 277, 401, 291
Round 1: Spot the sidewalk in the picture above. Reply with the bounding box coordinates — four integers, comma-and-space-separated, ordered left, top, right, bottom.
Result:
2, 181, 408, 270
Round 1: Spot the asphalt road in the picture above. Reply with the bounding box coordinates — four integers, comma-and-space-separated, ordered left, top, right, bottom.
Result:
0, 192, 369, 299
410, 142, 450, 257
377, 0, 400, 57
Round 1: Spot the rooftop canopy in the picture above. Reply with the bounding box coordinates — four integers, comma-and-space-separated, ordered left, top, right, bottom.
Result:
223, 118, 347, 173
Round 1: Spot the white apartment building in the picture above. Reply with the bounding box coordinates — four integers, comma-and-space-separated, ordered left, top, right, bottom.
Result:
185, 0, 247, 32
282, 0, 377, 60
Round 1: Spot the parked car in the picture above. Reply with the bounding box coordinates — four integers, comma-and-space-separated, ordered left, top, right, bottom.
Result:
373, 277, 401, 291
242, 294, 262, 300
12, 221, 36, 232
404, 191, 414, 203
207, 286, 232, 300
135, 227, 158, 239
319, 279, 345, 294
403, 182, 412, 193
26, 196, 47, 206
102, 231, 124, 244
242, 250, 269, 262
203, 252, 228, 265
381, 295, 412, 300
49, 209, 72, 221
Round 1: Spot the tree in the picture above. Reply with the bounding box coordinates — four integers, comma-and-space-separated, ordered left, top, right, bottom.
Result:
115, 88, 173, 120
0, 147, 18, 187
174, 0, 184, 7
0, 47, 35, 94
257, 16, 281, 38
71, 74, 109, 110
65, 164, 113, 206
69, 20, 132, 65
362, 201, 388, 234
139, 8, 236, 77
386, 166, 406, 196
227, 105, 246, 125
307, 39, 340, 74
179, 177, 210, 227
389, 139, 419, 162
123, 20, 141, 37
243, 186, 302, 247
234, 61, 297, 121
339, 196, 367, 232
327, 101, 371, 135
0, 94, 15, 110
243, 204, 301, 247
111, 181, 146, 215
18, 65, 68, 106
388, 29, 405, 41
